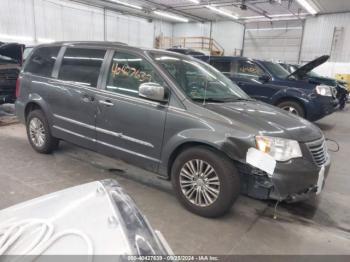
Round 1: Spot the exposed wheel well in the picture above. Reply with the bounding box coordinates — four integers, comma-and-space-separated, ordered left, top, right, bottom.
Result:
167, 142, 230, 180
275, 97, 306, 114
25, 102, 42, 121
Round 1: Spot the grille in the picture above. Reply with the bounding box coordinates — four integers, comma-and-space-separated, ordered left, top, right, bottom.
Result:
331, 86, 337, 98
306, 137, 328, 167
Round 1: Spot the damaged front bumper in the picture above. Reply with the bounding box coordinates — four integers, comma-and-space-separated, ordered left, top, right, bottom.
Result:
237, 156, 331, 202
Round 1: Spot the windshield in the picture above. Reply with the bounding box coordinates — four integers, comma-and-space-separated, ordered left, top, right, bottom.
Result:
152, 53, 250, 102
262, 61, 290, 79
23, 47, 34, 61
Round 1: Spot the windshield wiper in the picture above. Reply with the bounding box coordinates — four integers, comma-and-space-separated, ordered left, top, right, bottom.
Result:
228, 98, 255, 102
192, 98, 227, 103
192, 97, 254, 103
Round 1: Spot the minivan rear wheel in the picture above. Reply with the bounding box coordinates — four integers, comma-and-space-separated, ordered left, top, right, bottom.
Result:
171, 146, 240, 218
277, 101, 305, 118
26, 110, 59, 154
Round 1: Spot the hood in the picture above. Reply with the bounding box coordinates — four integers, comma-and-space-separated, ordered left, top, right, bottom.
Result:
205, 101, 323, 142
288, 55, 329, 79
0, 43, 25, 65
307, 75, 338, 87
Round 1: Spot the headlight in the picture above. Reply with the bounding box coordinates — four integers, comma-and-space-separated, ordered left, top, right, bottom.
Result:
315, 85, 332, 96
255, 136, 302, 161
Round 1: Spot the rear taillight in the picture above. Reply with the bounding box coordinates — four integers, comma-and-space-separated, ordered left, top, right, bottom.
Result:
15, 78, 20, 98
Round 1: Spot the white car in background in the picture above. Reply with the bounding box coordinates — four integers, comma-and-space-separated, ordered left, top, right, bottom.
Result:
0, 179, 172, 256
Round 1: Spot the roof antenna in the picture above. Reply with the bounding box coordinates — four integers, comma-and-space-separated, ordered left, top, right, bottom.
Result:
203, 79, 208, 105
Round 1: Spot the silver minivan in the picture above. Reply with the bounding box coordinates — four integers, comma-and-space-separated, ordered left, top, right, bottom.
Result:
16, 42, 330, 217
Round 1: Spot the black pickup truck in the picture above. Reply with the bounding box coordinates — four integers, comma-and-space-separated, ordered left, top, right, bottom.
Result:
0, 43, 24, 104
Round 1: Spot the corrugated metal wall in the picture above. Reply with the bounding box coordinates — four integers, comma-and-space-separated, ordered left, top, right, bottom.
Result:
0, 0, 173, 47
211, 21, 245, 56
243, 20, 303, 64
300, 13, 350, 63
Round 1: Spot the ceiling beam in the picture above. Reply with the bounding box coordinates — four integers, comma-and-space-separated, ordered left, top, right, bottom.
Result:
70, 0, 209, 23
139, 0, 209, 22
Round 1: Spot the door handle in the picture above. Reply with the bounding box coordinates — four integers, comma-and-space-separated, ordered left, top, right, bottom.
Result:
99, 100, 114, 107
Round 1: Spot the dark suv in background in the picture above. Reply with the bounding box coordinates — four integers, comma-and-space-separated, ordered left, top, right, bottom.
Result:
16, 42, 330, 217
197, 56, 339, 121
0, 43, 24, 104
279, 56, 349, 110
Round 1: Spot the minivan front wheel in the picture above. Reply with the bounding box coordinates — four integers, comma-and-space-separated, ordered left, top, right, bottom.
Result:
26, 110, 59, 154
171, 146, 240, 218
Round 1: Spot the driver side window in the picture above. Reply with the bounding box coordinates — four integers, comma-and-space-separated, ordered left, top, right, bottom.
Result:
234, 60, 265, 80
106, 51, 164, 98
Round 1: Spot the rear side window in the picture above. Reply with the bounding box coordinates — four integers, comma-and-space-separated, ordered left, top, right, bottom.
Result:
24, 46, 60, 77
210, 61, 232, 75
58, 48, 106, 87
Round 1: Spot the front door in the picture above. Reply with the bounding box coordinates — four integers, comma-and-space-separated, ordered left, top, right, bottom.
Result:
231, 59, 274, 103
48, 47, 107, 149
95, 50, 168, 172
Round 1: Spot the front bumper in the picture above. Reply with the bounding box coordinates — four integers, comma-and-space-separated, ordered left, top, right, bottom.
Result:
307, 95, 338, 121
238, 156, 331, 202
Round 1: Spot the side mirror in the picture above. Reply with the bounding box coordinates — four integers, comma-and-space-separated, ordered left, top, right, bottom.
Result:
139, 82, 167, 102
259, 74, 271, 83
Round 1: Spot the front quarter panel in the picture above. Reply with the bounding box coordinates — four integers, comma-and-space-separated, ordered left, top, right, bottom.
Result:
270, 87, 311, 105
158, 103, 255, 177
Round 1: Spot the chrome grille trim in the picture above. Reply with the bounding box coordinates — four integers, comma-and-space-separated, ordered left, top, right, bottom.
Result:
306, 137, 329, 167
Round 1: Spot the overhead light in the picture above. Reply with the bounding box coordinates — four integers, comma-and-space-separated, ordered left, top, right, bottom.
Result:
109, 0, 142, 10
296, 0, 318, 15
153, 11, 189, 22
187, 0, 200, 3
206, 5, 238, 20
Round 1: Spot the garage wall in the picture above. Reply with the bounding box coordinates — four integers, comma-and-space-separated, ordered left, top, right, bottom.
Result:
300, 13, 350, 63
0, 0, 36, 43
243, 20, 303, 64
172, 21, 245, 56
0, 0, 173, 48
211, 21, 245, 56
173, 22, 211, 37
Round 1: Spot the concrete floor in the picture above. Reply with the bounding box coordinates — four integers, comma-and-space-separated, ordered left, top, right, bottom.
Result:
0, 104, 350, 254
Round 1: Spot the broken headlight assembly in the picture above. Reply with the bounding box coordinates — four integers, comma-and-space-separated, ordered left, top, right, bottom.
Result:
255, 136, 302, 162
315, 85, 333, 97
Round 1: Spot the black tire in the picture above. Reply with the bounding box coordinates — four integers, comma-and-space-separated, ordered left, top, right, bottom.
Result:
171, 146, 240, 218
277, 100, 305, 118
26, 109, 59, 154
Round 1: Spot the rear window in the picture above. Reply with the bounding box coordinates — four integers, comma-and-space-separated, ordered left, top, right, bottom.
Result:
58, 48, 106, 87
24, 46, 60, 77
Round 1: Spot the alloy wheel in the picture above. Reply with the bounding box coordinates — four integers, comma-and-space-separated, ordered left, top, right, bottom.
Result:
281, 106, 299, 115
29, 117, 46, 148
179, 159, 221, 207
